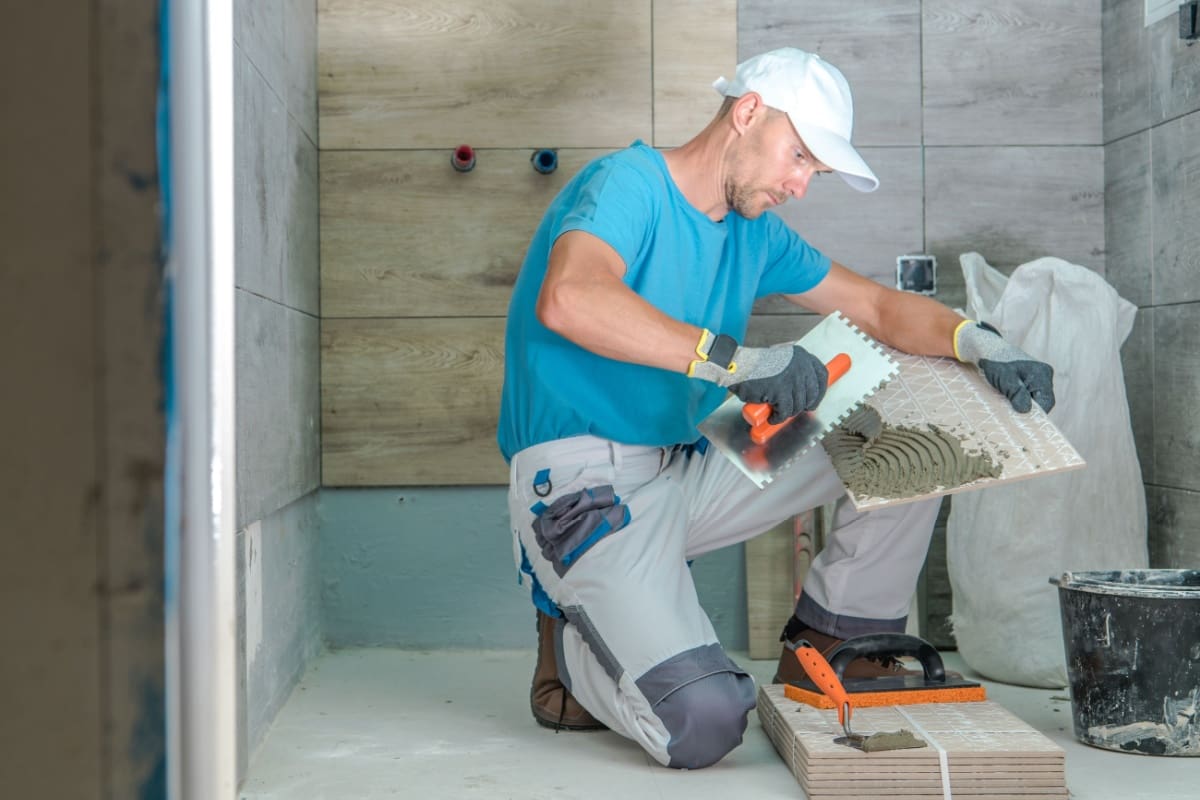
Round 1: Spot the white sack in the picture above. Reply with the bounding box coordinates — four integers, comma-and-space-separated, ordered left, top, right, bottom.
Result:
947, 253, 1148, 688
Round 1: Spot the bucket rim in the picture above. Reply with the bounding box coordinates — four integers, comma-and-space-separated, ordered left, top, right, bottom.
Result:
1052, 569, 1200, 598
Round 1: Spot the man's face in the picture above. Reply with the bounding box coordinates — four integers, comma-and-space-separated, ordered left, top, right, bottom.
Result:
725, 109, 831, 219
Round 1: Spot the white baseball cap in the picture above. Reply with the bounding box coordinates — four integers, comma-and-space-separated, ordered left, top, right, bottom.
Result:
713, 48, 878, 192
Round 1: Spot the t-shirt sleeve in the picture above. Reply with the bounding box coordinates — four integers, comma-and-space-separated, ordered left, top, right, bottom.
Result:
754, 212, 831, 297
552, 160, 655, 278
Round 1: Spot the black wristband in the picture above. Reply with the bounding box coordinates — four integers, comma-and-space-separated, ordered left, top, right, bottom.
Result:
706, 334, 738, 370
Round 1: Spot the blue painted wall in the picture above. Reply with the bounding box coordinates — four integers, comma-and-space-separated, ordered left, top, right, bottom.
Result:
319, 488, 748, 651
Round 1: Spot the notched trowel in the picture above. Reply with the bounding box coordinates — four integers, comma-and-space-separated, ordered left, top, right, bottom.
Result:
698, 312, 897, 488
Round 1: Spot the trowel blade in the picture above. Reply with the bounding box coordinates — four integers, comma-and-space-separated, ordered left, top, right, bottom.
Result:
697, 312, 898, 489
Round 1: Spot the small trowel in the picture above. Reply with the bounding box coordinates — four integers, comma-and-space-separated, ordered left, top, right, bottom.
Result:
793, 641, 927, 754
698, 312, 898, 488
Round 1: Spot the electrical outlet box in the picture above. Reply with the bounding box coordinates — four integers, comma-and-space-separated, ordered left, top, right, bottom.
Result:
897, 255, 937, 295
1182, 1, 1200, 40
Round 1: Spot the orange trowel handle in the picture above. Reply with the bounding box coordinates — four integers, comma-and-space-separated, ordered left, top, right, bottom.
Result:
794, 643, 853, 729
742, 353, 852, 445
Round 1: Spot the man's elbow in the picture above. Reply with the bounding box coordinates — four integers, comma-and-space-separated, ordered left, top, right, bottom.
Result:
535, 281, 575, 335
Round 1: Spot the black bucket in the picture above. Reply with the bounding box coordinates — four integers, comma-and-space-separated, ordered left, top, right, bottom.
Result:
1053, 569, 1200, 756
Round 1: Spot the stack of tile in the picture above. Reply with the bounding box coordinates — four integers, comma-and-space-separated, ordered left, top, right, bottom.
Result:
757, 684, 1068, 799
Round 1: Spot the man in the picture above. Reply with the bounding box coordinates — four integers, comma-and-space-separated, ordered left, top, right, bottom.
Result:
497, 48, 1054, 770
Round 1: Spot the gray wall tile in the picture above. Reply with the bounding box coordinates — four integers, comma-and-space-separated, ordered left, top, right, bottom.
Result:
1121, 307, 1156, 484
237, 292, 321, 528
285, 0, 319, 146
769, 146, 923, 300
1151, 110, 1200, 305
923, 0, 1103, 146
925, 146, 1105, 310
1147, 485, 1200, 567
1102, 0, 1152, 143
236, 0, 288, 117
1152, 303, 1200, 491
285, 117, 320, 316
236, 44, 288, 302
1150, 10, 1200, 125
1105, 130, 1153, 306
738, 0, 922, 146
238, 494, 322, 775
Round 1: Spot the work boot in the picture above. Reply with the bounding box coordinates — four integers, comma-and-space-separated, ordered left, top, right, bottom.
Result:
530, 611, 607, 731
772, 615, 924, 684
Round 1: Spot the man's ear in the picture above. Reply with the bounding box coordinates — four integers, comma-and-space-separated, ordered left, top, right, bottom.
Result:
729, 92, 766, 135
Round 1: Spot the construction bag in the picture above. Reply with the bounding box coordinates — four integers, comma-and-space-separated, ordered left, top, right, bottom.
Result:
947, 252, 1148, 688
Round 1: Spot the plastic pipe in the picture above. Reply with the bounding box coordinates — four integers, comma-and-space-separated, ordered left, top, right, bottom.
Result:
452, 144, 476, 172
532, 148, 557, 174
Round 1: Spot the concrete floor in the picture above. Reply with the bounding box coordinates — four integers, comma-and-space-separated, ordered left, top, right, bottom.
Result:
242, 648, 1196, 800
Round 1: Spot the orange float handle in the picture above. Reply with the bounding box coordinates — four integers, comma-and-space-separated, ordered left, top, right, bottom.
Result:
742, 352, 852, 444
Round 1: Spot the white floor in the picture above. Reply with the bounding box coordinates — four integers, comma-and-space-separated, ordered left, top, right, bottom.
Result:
242, 648, 1196, 800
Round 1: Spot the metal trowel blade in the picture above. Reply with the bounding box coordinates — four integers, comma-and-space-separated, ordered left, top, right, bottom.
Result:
697, 312, 898, 488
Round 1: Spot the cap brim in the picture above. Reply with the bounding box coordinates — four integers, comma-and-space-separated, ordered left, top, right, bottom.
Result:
788, 117, 879, 193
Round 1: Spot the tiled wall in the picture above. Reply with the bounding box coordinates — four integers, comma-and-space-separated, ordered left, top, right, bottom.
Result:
234, 0, 323, 775
742, 0, 1105, 309
1104, 0, 1200, 567
743, 0, 1105, 643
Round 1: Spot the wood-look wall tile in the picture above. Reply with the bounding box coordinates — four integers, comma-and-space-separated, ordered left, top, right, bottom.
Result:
322, 318, 508, 485
1102, 0, 1151, 143
1105, 130, 1152, 307
237, 45, 288, 303
318, 0, 652, 149
653, 0, 737, 148
739, 0, 922, 146
925, 146, 1105, 311
238, 292, 321, 526
320, 148, 609, 318
759, 147, 923, 316
1150, 9, 1200, 124
1152, 303, 1200, 492
1151, 110, 1200, 305
923, 0, 1102, 145
744, 313, 821, 347
1147, 485, 1200, 568
1121, 307, 1155, 485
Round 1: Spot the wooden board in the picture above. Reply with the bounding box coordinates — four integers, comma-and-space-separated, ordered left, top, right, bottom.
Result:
744, 518, 794, 659
320, 149, 610, 318
841, 349, 1085, 511
318, 0, 652, 149
321, 317, 508, 485
651, 0, 737, 147
758, 684, 1068, 799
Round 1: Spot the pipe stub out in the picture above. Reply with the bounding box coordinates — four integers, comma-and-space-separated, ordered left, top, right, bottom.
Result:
532, 148, 557, 174
452, 144, 476, 172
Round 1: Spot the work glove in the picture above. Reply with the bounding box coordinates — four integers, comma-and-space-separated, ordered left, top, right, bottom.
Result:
689, 329, 828, 423
954, 320, 1055, 413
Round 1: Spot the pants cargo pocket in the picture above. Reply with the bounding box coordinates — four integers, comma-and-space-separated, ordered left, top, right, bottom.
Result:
531, 485, 631, 577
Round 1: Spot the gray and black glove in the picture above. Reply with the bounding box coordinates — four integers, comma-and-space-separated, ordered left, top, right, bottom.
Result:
955, 320, 1055, 413
689, 329, 828, 423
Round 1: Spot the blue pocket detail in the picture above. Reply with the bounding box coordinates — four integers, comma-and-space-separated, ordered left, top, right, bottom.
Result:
520, 542, 561, 618
561, 505, 633, 566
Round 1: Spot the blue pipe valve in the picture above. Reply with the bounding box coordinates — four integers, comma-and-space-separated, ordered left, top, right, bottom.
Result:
531, 148, 557, 174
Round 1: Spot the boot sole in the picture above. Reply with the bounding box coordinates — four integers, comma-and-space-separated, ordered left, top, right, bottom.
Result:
531, 708, 608, 732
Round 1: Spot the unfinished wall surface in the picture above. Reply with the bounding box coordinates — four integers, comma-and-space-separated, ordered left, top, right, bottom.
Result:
234, 0, 323, 777
1103, 0, 1200, 567
0, 2, 165, 797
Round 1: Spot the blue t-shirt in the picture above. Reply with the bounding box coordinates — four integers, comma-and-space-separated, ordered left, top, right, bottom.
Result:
497, 141, 830, 461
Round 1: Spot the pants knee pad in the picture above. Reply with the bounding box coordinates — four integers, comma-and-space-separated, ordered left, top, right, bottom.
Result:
656, 671, 756, 769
